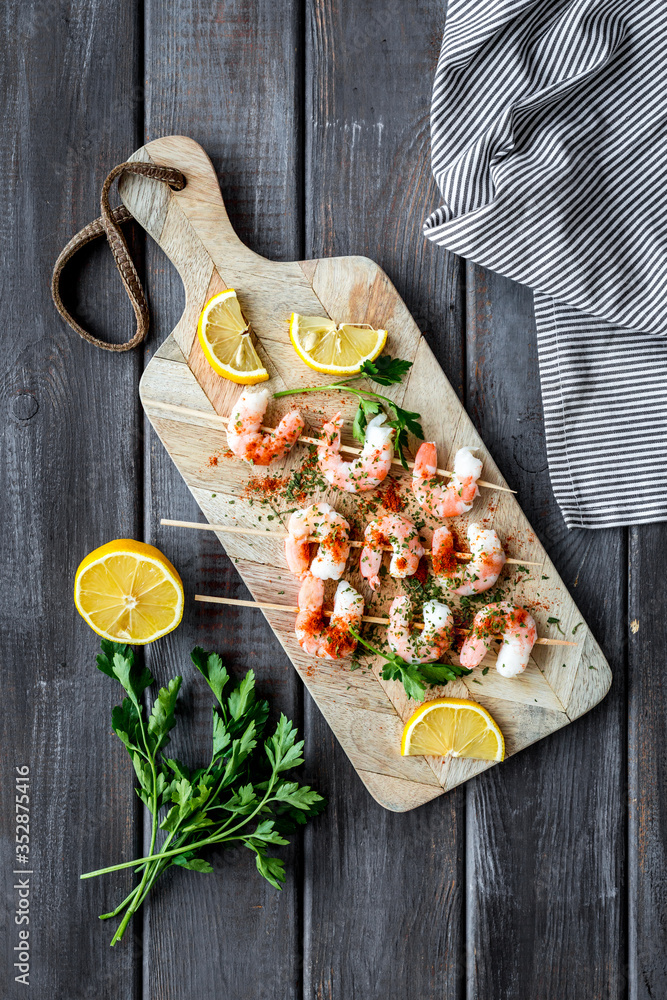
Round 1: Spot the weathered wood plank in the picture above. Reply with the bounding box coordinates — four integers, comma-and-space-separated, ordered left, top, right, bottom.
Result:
302, 2, 466, 998
0, 1, 142, 997
465, 264, 626, 999
629, 524, 667, 999
141, 2, 304, 998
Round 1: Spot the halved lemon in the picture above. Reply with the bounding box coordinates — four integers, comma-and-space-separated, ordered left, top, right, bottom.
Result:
197, 290, 269, 384
289, 312, 387, 375
401, 698, 505, 762
74, 540, 184, 645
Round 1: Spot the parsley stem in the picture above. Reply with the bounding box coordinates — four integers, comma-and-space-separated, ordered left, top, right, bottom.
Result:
108, 705, 160, 946
120, 832, 178, 920
99, 885, 143, 921
81, 781, 282, 881
82, 832, 237, 878
347, 626, 384, 660
274, 383, 398, 411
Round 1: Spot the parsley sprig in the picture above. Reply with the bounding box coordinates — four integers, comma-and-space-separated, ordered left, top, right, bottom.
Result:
273, 355, 424, 468
82, 641, 324, 945
348, 626, 472, 702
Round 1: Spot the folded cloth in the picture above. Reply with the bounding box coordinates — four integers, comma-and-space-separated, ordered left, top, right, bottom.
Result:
423, 0, 667, 529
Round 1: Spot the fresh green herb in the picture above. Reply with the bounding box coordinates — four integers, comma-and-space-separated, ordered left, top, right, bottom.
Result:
359, 355, 414, 385
482, 666, 489, 676
82, 641, 324, 946
273, 354, 423, 468
547, 616, 565, 635
348, 626, 471, 702
572, 622, 583, 635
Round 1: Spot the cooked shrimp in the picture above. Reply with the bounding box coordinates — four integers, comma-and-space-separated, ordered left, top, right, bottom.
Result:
227, 387, 304, 466
459, 601, 537, 677
359, 514, 424, 591
285, 502, 351, 581
317, 412, 394, 493
295, 573, 364, 659
432, 523, 506, 595
387, 596, 454, 665
412, 444, 482, 518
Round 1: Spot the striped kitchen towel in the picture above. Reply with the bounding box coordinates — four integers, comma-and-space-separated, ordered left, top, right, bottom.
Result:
423, 0, 667, 529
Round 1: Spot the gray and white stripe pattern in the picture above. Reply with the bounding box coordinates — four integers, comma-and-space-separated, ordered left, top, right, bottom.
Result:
423, 0, 667, 528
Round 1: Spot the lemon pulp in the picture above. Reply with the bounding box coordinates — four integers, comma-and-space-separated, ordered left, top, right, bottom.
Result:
401, 697, 505, 762
74, 539, 184, 645
197, 290, 269, 384
289, 312, 387, 375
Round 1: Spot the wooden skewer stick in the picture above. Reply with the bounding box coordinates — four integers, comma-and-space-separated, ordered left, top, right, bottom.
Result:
161, 519, 542, 567
194, 595, 578, 647
146, 399, 516, 494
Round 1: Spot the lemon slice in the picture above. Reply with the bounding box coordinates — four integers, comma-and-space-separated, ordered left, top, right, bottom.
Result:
401, 698, 505, 762
74, 540, 184, 645
289, 312, 387, 375
197, 290, 269, 384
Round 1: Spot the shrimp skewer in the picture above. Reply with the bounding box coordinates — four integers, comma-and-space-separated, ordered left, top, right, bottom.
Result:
413, 444, 482, 518
387, 596, 455, 664
163, 518, 540, 568
196, 594, 575, 651
285, 503, 351, 580
317, 412, 394, 493
359, 514, 425, 591
460, 602, 537, 677
226, 387, 304, 466
295, 573, 364, 659
432, 523, 507, 595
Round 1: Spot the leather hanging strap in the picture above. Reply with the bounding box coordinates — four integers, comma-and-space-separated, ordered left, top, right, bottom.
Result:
51, 160, 185, 352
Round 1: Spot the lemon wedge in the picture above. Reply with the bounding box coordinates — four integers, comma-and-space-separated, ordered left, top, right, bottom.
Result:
401, 697, 505, 762
197, 290, 269, 384
289, 312, 387, 375
74, 540, 184, 645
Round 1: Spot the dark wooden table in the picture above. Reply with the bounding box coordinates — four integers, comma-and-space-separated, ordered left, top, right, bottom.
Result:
1, 2, 663, 997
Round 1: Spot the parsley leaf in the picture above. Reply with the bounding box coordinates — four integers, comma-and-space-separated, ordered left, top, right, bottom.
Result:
349, 627, 471, 700
359, 354, 413, 386
384, 403, 425, 470
352, 397, 381, 443
191, 647, 229, 705
147, 677, 182, 754
172, 854, 214, 874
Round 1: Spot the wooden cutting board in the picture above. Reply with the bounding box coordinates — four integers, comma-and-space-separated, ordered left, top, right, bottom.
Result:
121, 135, 612, 812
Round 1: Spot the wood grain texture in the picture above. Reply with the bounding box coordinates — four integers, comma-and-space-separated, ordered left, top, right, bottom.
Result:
465, 264, 627, 1000
140, 3, 304, 999
629, 524, 667, 999
0, 2, 142, 998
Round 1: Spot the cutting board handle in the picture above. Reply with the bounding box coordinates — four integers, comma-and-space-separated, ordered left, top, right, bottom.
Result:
119, 135, 264, 276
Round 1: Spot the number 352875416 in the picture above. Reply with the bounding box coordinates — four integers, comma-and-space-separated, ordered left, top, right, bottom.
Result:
15, 766, 30, 866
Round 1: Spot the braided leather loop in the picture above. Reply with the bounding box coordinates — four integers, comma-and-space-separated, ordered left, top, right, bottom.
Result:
51, 161, 185, 352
